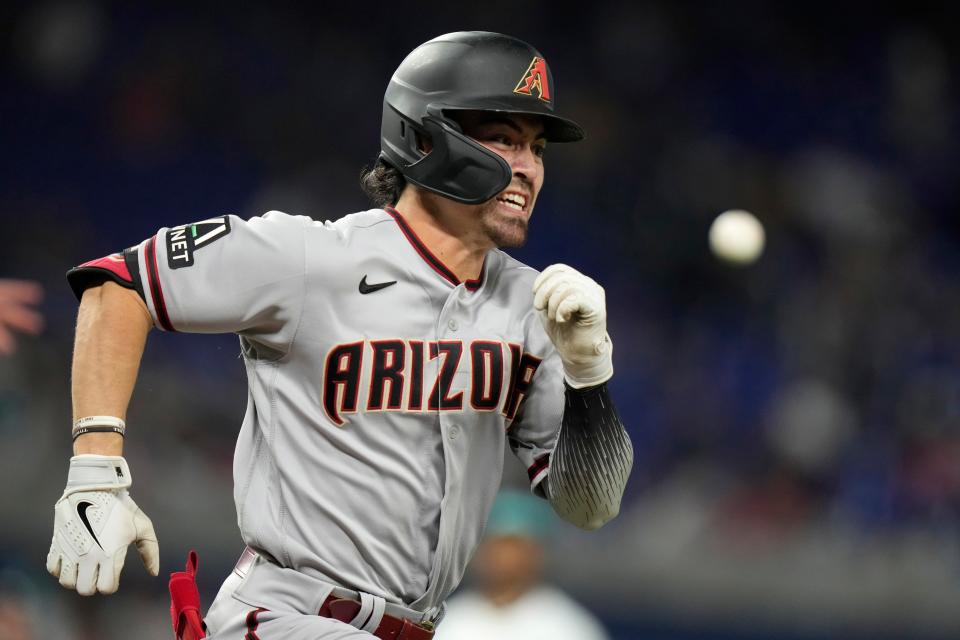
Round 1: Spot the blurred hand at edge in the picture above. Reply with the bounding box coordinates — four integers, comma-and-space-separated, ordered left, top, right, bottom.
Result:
0, 279, 44, 355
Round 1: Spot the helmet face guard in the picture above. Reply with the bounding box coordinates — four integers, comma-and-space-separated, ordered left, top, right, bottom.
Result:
379, 32, 584, 205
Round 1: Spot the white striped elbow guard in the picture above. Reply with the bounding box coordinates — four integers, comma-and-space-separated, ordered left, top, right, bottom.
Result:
547, 383, 633, 530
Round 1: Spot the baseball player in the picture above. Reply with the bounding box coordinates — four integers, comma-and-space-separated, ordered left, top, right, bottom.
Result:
48, 32, 633, 640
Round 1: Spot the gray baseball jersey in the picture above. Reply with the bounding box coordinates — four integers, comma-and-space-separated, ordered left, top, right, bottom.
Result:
68, 207, 565, 611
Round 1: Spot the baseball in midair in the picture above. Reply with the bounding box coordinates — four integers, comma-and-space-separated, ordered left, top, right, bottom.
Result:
709, 209, 765, 265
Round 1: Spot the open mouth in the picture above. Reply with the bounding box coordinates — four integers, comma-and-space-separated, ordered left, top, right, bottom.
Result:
496, 192, 528, 212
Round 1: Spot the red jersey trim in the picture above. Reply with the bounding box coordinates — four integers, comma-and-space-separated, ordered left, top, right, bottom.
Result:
244, 607, 268, 640
145, 236, 174, 331
385, 207, 486, 292
527, 452, 550, 483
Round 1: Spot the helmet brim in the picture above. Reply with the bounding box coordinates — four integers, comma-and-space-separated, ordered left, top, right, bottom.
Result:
441, 107, 585, 143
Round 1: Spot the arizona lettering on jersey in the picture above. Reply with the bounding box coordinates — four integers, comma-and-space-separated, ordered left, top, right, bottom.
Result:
66, 208, 565, 611
322, 338, 542, 426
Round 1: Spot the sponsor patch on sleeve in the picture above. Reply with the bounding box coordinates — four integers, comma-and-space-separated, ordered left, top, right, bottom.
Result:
166, 216, 232, 269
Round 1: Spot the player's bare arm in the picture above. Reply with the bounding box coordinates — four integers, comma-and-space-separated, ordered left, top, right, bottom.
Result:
72, 281, 152, 455
48, 280, 159, 595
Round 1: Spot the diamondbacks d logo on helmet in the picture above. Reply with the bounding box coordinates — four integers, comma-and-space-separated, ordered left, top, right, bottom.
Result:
513, 57, 551, 102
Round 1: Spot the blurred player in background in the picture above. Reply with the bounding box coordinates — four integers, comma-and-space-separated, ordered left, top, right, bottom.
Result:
437, 489, 609, 640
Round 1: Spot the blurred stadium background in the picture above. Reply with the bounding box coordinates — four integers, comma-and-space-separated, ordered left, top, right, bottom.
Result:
2, 1, 959, 638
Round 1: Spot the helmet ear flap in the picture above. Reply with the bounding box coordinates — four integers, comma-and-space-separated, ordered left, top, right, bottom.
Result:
381, 103, 426, 166
398, 117, 512, 205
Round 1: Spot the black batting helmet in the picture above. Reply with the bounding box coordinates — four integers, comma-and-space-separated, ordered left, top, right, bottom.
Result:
379, 31, 585, 205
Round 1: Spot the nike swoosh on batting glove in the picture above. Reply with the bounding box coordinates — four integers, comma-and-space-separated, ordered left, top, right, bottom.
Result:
533, 264, 614, 388
47, 455, 159, 595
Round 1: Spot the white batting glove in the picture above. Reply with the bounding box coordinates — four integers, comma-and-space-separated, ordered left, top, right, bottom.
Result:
47, 455, 159, 595
533, 264, 613, 388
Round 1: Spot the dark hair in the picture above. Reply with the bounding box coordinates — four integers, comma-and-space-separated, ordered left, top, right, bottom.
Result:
360, 159, 407, 208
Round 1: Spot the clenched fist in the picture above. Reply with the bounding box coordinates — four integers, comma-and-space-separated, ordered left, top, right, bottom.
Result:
47, 455, 159, 595
533, 264, 613, 388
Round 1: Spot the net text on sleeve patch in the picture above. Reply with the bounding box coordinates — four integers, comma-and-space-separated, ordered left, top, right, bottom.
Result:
166, 216, 232, 269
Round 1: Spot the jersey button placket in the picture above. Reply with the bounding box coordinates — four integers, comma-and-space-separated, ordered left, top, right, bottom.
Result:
447, 318, 459, 331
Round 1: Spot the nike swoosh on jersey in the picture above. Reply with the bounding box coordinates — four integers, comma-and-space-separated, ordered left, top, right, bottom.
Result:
359, 276, 397, 294
77, 501, 104, 550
